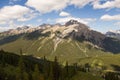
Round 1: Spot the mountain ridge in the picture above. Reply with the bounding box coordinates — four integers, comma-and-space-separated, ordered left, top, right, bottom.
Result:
0, 20, 120, 62
106, 30, 120, 40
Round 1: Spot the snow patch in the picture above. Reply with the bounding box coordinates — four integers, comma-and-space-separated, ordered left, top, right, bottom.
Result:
49, 33, 55, 39
53, 37, 62, 52
62, 24, 78, 38
42, 24, 78, 39
39, 24, 79, 53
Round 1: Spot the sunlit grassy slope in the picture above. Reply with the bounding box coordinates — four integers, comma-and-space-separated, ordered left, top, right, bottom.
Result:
72, 71, 104, 80
0, 36, 120, 70
78, 54, 120, 70
0, 37, 112, 61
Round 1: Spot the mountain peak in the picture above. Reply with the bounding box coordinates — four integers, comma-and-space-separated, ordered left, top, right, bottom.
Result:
16, 26, 30, 31
106, 29, 120, 40
65, 19, 80, 26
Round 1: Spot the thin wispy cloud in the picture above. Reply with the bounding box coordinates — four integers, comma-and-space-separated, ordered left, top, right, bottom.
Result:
0, 0, 120, 32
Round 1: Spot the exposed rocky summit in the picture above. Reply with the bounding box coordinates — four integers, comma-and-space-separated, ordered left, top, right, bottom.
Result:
0, 20, 120, 54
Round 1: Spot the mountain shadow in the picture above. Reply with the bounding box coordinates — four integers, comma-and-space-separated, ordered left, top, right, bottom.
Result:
24, 30, 50, 40
103, 37, 120, 53
0, 34, 23, 45
111, 64, 120, 71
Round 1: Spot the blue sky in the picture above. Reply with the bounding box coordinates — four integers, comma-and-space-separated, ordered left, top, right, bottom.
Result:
0, 0, 120, 33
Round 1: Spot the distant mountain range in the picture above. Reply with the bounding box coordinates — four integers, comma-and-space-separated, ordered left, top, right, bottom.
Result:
106, 30, 120, 40
0, 20, 120, 62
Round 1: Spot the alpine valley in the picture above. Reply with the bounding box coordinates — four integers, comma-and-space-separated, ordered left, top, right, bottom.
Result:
0, 20, 120, 80
1, 0, 120, 80
0, 20, 120, 65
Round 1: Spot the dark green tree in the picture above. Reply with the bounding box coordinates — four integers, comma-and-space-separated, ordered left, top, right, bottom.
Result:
0, 65, 5, 80
23, 72, 29, 80
32, 64, 44, 80
16, 49, 25, 80
48, 63, 54, 80
64, 61, 69, 80
53, 56, 60, 80
43, 56, 48, 79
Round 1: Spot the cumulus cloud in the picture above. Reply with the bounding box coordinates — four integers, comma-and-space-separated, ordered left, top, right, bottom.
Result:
0, 27, 10, 32
9, 0, 21, 5
26, 0, 69, 13
0, 5, 36, 24
93, 0, 120, 9
56, 16, 96, 24
115, 22, 120, 26
0, 21, 16, 32
59, 11, 70, 17
26, 0, 120, 14
25, 0, 120, 14
70, 0, 94, 8
25, 0, 98, 14
0, 21, 6, 24
0, 21, 33, 32
17, 12, 38, 22
37, 19, 42, 22
101, 14, 120, 21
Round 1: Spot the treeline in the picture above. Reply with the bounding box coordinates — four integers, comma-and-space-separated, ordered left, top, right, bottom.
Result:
104, 72, 120, 80
0, 50, 120, 80
0, 50, 78, 80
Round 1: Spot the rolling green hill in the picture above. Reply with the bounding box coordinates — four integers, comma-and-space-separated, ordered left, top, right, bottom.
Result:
0, 50, 105, 80
71, 71, 103, 80
0, 20, 120, 73
0, 37, 112, 63
77, 54, 120, 70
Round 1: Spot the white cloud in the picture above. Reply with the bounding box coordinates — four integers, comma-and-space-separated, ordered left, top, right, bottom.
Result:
59, 11, 70, 17
93, 0, 120, 9
115, 22, 120, 26
17, 17, 32, 22
26, 0, 120, 14
0, 21, 16, 32
17, 12, 38, 22
0, 5, 35, 24
0, 27, 9, 32
25, 0, 98, 14
26, 0, 118, 13
47, 18, 52, 22
9, 0, 21, 5
9, 0, 16, 1
0, 21, 6, 24
70, 0, 94, 8
56, 16, 96, 24
37, 19, 42, 22
26, 0, 69, 13
101, 14, 120, 21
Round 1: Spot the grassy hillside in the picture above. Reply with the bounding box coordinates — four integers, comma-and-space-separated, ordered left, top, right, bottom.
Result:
0, 35, 119, 72
77, 54, 120, 70
0, 50, 105, 80
0, 37, 112, 63
72, 71, 103, 80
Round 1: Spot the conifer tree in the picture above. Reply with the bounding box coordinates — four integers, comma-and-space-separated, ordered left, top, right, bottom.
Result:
65, 61, 69, 80
16, 49, 25, 80
43, 56, 48, 79
49, 63, 54, 80
32, 64, 40, 80
53, 56, 60, 80
0, 65, 5, 80
23, 72, 29, 80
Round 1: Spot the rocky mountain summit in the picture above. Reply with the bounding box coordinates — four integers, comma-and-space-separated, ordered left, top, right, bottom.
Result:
0, 20, 120, 57
106, 30, 120, 40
